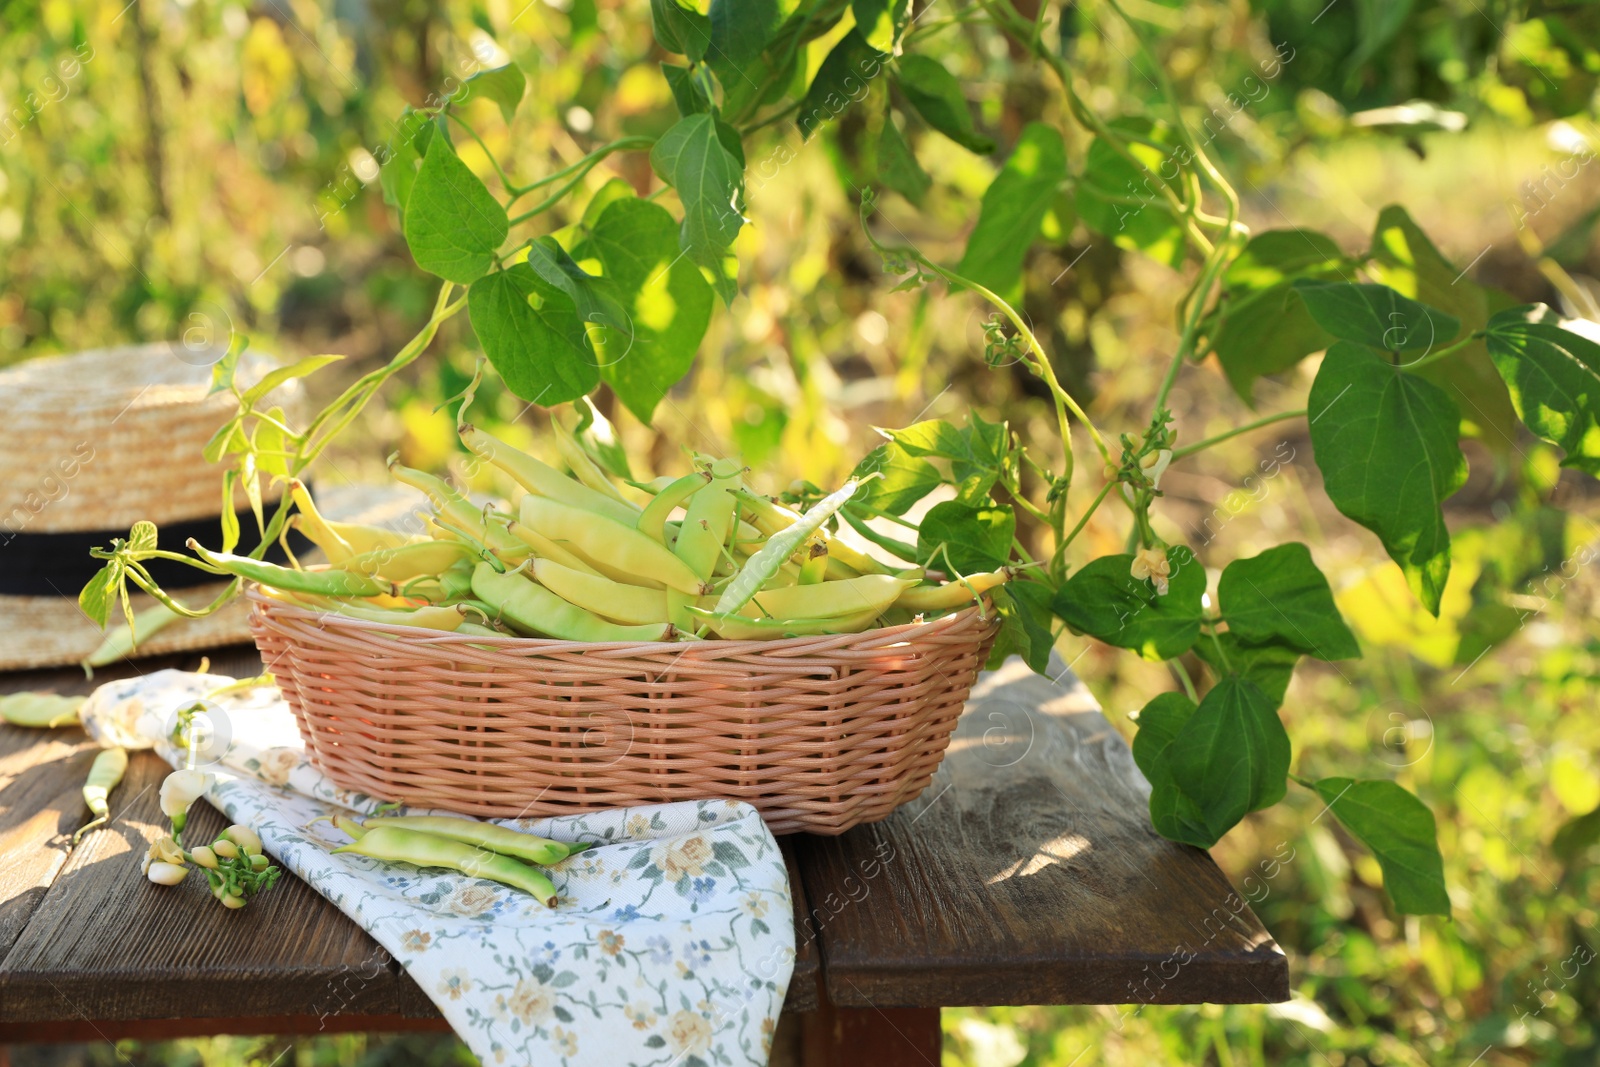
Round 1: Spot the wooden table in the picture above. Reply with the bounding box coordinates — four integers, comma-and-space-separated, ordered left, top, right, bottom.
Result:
0, 646, 1287, 1064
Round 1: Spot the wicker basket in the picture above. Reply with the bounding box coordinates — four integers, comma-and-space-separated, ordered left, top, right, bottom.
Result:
247, 589, 999, 835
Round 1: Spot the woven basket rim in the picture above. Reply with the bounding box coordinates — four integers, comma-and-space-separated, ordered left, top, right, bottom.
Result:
244, 584, 994, 652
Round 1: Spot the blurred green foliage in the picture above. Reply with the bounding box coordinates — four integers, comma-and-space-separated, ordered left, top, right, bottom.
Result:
2, 0, 1597, 1064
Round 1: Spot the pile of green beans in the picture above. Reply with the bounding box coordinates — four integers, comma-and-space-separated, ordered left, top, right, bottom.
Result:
219, 417, 1011, 641
330, 813, 590, 907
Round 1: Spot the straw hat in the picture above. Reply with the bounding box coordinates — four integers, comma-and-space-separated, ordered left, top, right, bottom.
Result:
0, 342, 406, 672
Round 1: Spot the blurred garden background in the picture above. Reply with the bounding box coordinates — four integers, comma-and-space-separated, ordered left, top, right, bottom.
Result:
2, 0, 1598, 1064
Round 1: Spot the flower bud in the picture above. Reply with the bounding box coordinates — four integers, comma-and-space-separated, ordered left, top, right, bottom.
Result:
250, 854, 271, 872
221, 894, 247, 909
225, 824, 263, 856
189, 846, 218, 870
146, 861, 188, 886
212, 838, 240, 860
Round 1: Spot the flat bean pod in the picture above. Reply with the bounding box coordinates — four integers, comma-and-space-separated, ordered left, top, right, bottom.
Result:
519, 497, 707, 596
1, 692, 84, 728
471, 562, 674, 642
188, 542, 395, 598
334, 540, 472, 582
72, 746, 128, 845
530, 558, 669, 625
714, 480, 863, 616
363, 815, 572, 866
745, 574, 914, 620
334, 825, 558, 906
688, 606, 884, 640
459, 423, 640, 525
636, 471, 712, 543
897, 568, 1012, 611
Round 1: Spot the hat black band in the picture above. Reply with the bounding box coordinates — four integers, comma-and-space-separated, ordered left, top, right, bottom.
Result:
0, 507, 312, 597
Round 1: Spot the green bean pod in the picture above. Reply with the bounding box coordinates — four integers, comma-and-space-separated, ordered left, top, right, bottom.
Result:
530, 558, 668, 625
459, 423, 640, 525
1, 693, 83, 728
363, 815, 572, 866
471, 562, 675, 642
333, 825, 558, 906
72, 746, 128, 845
188, 541, 395, 598
745, 574, 915, 620
897, 568, 1012, 612
688, 606, 884, 640
636, 471, 712, 543
519, 497, 708, 596
83, 602, 182, 673
714, 481, 863, 616
387, 459, 529, 561
334, 541, 472, 582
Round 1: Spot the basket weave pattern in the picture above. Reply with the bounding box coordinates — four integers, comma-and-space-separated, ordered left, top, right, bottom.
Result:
248, 592, 999, 835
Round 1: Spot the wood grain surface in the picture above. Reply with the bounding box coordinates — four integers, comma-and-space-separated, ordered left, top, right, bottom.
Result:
795, 657, 1290, 1008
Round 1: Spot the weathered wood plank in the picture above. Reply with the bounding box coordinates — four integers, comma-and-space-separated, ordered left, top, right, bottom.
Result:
796, 657, 1290, 1008
0, 746, 437, 1022
780, 838, 819, 1014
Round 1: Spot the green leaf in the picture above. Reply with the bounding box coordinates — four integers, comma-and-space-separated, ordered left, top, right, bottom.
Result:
79, 561, 121, 629
579, 196, 714, 423
402, 136, 509, 285
1167, 675, 1291, 843
207, 332, 248, 397
1131, 691, 1196, 782
651, 0, 712, 60
706, 0, 801, 117
524, 237, 633, 352
956, 122, 1067, 302
853, 0, 908, 52
1206, 229, 1346, 400
1552, 806, 1600, 866
378, 108, 431, 223
1293, 281, 1461, 355
241, 354, 342, 408
219, 471, 241, 553
1225, 229, 1349, 289
467, 264, 598, 406
883, 416, 1006, 504
662, 63, 712, 116
1367, 205, 1520, 456
1073, 118, 1186, 268
1218, 542, 1359, 660
709, 0, 792, 67
876, 110, 930, 206
128, 521, 159, 556
1309, 342, 1466, 615
1051, 547, 1206, 661
651, 113, 746, 306
461, 64, 526, 123
797, 29, 886, 139
1314, 778, 1449, 916
1131, 692, 1213, 847
849, 443, 941, 515
1484, 304, 1600, 476
894, 54, 995, 154
988, 580, 1056, 673
1193, 632, 1300, 706
916, 500, 1015, 575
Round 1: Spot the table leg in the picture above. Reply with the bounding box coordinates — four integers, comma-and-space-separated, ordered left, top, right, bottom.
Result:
799, 996, 941, 1067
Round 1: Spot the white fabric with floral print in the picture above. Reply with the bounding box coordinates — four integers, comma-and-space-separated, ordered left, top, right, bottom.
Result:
79, 669, 796, 1067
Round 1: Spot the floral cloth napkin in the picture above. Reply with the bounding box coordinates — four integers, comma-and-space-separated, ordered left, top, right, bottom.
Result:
80, 669, 796, 1067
